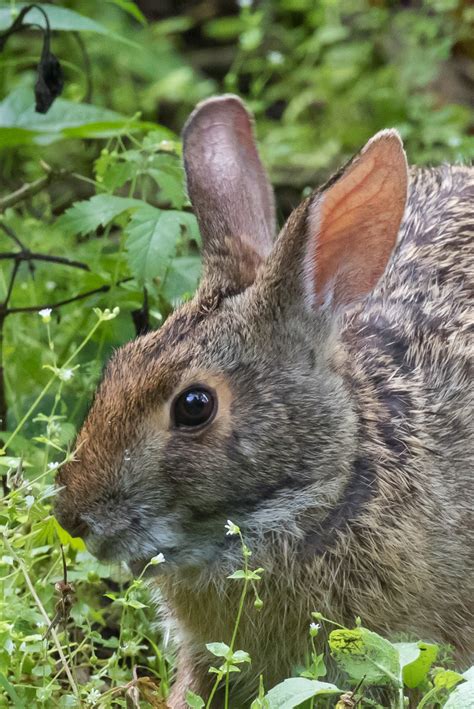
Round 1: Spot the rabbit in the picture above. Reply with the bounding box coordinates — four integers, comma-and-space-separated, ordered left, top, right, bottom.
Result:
55, 95, 473, 707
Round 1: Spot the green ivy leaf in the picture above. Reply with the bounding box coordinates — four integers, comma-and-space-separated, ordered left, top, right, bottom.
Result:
265, 678, 341, 709
329, 627, 401, 686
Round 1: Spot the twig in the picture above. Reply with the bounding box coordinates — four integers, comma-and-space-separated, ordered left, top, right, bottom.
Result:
4, 539, 80, 701
0, 173, 53, 212
6, 278, 132, 314
3, 260, 20, 308
0, 251, 90, 271
0, 222, 26, 251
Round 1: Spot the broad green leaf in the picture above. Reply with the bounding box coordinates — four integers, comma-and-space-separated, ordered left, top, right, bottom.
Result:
329, 627, 400, 686
444, 679, 474, 708
0, 87, 156, 146
57, 195, 143, 237
125, 206, 198, 287
395, 641, 437, 688
206, 642, 230, 658
0, 3, 132, 44
265, 678, 341, 709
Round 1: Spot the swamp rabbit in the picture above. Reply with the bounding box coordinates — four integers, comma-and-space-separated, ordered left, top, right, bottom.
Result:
56, 96, 473, 706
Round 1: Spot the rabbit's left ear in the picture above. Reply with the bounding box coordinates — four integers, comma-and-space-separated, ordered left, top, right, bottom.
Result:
183, 95, 276, 293
262, 130, 408, 312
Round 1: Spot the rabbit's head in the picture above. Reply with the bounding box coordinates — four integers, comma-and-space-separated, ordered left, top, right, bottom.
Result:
55, 96, 408, 574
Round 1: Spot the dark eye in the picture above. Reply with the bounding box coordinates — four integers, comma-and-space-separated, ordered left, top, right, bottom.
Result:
172, 386, 216, 429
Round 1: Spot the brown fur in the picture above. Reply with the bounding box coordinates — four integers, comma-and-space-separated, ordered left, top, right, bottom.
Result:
56, 97, 473, 707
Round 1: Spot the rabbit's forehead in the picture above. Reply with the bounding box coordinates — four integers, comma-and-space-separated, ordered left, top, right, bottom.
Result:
98, 299, 248, 406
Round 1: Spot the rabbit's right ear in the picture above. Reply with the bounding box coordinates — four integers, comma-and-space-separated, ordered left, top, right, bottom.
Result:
183, 95, 276, 293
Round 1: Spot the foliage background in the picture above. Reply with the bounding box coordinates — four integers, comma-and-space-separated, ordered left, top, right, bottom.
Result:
0, 0, 473, 706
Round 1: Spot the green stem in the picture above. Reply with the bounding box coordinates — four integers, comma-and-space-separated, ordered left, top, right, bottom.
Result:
1, 314, 104, 454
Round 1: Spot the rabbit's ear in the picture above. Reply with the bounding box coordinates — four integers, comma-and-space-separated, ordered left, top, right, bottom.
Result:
264, 130, 408, 312
183, 95, 276, 291
305, 129, 408, 309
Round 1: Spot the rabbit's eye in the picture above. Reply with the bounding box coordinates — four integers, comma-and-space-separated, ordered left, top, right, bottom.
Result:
172, 386, 216, 429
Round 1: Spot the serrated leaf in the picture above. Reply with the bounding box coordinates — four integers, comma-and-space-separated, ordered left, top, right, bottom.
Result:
58, 195, 143, 237
329, 627, 400, 686
395, 642, 437, 688
206, 642, 230, 658
161, 256, 201, 303
125, 206, 197, 287
265, 678, 341, 709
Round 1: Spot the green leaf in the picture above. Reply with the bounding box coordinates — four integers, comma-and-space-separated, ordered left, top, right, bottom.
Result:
227, 570, 247, 579
434, 669, 465, 690
444, 679, 474, 708
265, 678, 341, 709
125, 207, 198, 287
0, 3, 133, 44
0, 671, 23, 708
57, 195, 143, 237
0, 87, 155, 146
106, 0, 147, 24
185, 691, 205, 709
161, 256, 201, 303
123, 599, 148, 609
329, 627, 401, 686
395, 642, 437, 689
206, 642, 230, 658
232, 650, 251, 664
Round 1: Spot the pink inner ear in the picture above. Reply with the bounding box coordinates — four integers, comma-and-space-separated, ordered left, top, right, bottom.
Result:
310, 131, 408, 308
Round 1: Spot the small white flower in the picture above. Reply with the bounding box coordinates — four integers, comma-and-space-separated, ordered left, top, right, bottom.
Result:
45, 281, 56, 292
58, 368, 74, 382
85, 688, 101, 706
25, 495, 35, 509
267, 50, 284, 66
38, 308, 52, 323
225, 519, 240, 536
150, 553, 165, 565
309, 622, 320, 637
47, 461, 59, 470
